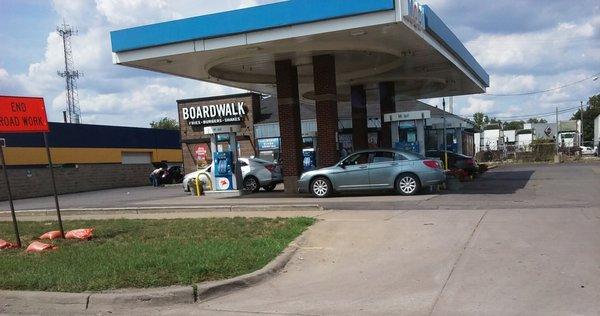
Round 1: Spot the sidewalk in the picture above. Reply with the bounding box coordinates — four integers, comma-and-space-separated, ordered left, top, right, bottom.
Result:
0, 208, 328, 222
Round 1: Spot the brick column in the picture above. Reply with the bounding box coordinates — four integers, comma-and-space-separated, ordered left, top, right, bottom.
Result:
379, 82, 396, 148
275, 59, 303, 193
351, 85, 368, 151
313, 54, 339, 167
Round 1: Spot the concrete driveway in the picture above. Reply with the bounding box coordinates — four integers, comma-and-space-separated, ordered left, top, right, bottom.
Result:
122, 206, 597, 316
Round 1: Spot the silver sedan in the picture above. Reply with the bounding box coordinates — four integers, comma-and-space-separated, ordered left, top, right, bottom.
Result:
298, 149, 445, 198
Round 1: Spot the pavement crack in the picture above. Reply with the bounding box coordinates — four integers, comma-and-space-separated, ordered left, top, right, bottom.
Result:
199, 308, 319, 316
429, 210, 488, 316
580, 208, 592, 221
384, 210, 409, 221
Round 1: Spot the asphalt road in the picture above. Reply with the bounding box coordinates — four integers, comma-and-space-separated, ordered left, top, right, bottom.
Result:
2, 162, 599, 211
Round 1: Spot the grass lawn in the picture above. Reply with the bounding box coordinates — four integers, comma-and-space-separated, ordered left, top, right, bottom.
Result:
0, 217, 314, 292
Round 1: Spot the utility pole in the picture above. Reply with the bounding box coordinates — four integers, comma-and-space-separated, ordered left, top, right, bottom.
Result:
580, 100, 584, 146
57, 21, 82, 124
443, 98, 448, 169
555, 106, 559, 155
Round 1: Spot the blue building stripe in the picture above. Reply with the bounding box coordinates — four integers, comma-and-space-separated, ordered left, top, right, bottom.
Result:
110, 0, 395, 53
0, 123, 181, 149
423, 5, 490, 87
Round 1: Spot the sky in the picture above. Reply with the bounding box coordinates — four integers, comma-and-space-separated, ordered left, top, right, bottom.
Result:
0, 0, 599, 127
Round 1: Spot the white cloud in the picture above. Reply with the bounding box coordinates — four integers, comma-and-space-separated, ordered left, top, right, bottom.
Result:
0, 0, 280, 126
467, 16, 600, 73
488, 75, 536, 95
2, 0, 598, 128
459, 97, 495, 116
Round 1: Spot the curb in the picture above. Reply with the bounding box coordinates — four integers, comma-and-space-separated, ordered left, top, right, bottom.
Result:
196, 235, 302, 302
88, 286, 195, 308
0, 204, 324, 218
0, 233, 305, 312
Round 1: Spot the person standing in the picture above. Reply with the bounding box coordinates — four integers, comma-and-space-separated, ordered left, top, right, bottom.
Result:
150, 167, 164, 187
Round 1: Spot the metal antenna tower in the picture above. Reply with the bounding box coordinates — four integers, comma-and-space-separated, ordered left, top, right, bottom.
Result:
57, 21, 82, 124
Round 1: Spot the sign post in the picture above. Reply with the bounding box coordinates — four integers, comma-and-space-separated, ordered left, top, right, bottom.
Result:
43, 132, 65, 238
0, 138, 20, 248
0, 95, 64, 241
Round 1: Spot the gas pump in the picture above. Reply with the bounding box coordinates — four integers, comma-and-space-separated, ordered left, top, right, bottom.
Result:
394, 121, 420, 153
213, 151, 234, 190
302, 132, 317, 171
302, 149, 316, 171
385, 110, 430, 156
204, 125, 242, 192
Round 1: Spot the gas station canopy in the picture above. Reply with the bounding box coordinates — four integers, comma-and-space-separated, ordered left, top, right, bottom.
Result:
110, 0, 489, 102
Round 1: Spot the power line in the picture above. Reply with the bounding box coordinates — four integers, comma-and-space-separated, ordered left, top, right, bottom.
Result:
461, 105, 581, 120
468, 36, 595, 44
484, 72, 600, 97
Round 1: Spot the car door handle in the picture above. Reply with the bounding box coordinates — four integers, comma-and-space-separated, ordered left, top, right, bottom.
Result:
359, 165, 368, 169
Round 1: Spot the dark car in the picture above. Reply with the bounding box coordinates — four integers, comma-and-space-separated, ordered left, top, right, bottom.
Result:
150, 165, 184, 186
162, 166, 184, 184
426, 150, 478, 175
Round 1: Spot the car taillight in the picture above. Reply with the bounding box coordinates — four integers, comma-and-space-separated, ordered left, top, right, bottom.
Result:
265, 164, 276, 172
423, 160, 440, 169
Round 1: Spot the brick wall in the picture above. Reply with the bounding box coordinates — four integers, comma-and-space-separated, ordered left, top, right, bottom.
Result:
313, 54, 340, 167
0, 163, 153, 201
379, 82, 396, 148
351, 85, 369, 151
275, 60, 303, 180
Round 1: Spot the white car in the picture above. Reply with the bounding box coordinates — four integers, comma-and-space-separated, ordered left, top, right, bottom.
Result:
580, 146, 595, 155
182, 165, 212, 192
182, 158, 283, 193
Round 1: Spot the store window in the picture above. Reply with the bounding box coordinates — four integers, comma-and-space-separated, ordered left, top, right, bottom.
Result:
257, 137, 281, 164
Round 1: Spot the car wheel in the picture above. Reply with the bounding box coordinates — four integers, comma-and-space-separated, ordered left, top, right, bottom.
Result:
263, 184, 277, 192
243, 176, 261, 193
311, 177, 332, 198
396, 174, 420, 196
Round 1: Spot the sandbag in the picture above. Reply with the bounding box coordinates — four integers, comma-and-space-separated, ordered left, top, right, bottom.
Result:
39, 231, 63, 240
26, 241, 58, 253
0, 239, 18, 249
65, 228, 94, 240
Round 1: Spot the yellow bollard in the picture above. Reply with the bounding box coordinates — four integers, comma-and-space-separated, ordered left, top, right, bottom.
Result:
194, 172, 213, 196
195, 173, 202, 196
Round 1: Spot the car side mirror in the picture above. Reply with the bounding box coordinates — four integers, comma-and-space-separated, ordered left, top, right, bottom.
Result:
339, 163, 346, 169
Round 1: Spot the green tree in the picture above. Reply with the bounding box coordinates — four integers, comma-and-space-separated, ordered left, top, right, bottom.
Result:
150, 117, 179, 130
527, 118, 548, 124
571, 94, 600, 142
503, 120, 525, 130
473, 112, 489, 130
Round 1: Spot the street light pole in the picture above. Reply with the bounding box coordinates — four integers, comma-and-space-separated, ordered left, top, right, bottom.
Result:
443, 98, 448, 169
580, 101, 584, 146
556, 106, 559, 155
